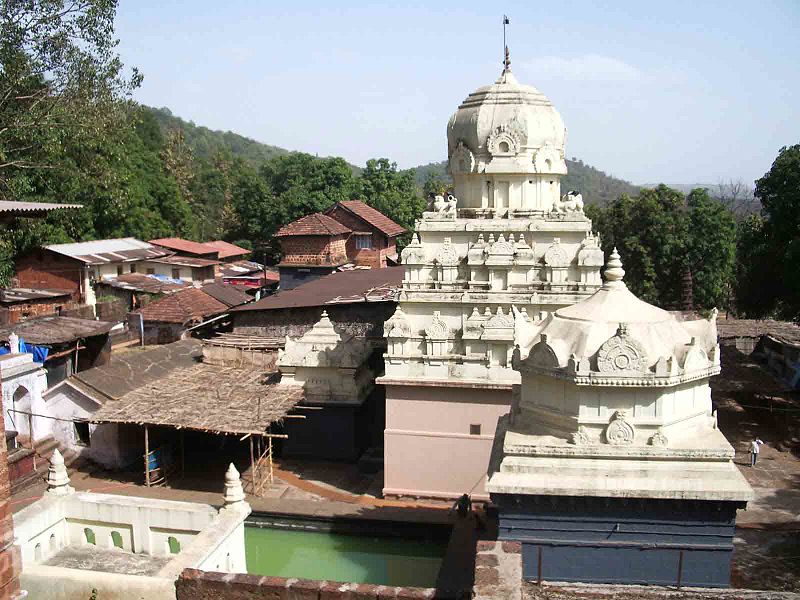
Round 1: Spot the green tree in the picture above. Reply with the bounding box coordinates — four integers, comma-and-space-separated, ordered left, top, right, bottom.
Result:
736, 144, 800, 320
358, 158, 425, 247
0, 0, 141, 196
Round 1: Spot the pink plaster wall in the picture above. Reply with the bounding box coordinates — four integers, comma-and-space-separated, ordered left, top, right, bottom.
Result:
383, 383, 511, 500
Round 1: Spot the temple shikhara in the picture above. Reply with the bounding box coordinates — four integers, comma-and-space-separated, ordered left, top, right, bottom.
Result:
380, 54, 604, 499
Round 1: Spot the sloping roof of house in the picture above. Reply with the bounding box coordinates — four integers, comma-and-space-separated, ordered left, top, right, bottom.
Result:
0, 200, 83, 218
231, 266, 403, 312
95, 273, 190, 295
148, 255, 220, 268
90, 362, 304, 435
47, 339, 202, 404
329, 201, 406, 237
0, 288, 72, 304
275, 213, 351, 237
201, 240, 251, 259
46, 238, 170, 265
0, 316, 114, 345
149, 237, 219, 257
133, 287, 229, 324
717, 318, 800, 345
201, 282, 252, 308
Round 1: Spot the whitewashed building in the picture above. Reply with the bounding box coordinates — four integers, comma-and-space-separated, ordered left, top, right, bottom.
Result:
379, 56, 604, 499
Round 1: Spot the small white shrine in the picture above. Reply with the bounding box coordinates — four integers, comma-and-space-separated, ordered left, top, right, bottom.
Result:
487, 250, 753, 587
380, 53, 605, 499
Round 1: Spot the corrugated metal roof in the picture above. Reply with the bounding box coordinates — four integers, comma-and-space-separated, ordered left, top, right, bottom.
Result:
0, 201, 83, 216
46, 238, 171, 265
95, 273, 189, 294
0, 288, 72, 303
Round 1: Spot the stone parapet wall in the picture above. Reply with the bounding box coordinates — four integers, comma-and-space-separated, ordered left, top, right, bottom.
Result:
176, 569, 439, 599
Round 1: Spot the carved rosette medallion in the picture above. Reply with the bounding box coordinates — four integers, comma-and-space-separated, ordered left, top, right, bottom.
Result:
425, 311, 450, 340
571, 426, 591, 446
435, 237, 460, 266
604, 410, 635, 445
596, 323, 648, 373
486, 123, 522, 156
449, 141, 476, 174
543, 238, 569, 267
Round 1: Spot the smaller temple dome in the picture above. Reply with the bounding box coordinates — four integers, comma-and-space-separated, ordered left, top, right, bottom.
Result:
516, 249, 718, 374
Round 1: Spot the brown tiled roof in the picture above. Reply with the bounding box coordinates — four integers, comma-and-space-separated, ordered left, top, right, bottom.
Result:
201, 240, 251, 259
149, 255, 220, 268
275, 213, 351, 237
95, 273, 189, 294
201, 282, 252, 308
231, 266, 403, 312
133, 288, 228, 324
149, 237, 220, 257
330, 201, 406, 237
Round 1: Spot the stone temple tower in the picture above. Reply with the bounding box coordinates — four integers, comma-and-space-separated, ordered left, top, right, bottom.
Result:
379, 57, 605, 500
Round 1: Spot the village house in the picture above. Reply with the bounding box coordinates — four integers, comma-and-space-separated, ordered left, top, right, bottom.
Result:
325, 200, 406, 268
0, 288, 73, 325
150, 237, 251, 264
133, 285, 249, 344
14, 238, 172, 306
94, 272, 190, 312
274, 213, 352, 290
219, 260, 279, 295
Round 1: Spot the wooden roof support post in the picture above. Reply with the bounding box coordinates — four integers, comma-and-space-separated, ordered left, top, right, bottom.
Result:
249, 435, 255, 496
268, 435, 274, 484
144, 424, 151, 487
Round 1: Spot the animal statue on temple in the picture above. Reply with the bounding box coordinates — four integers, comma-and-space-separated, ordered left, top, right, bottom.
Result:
427, 192, 458, 215
554, 190, 584, 213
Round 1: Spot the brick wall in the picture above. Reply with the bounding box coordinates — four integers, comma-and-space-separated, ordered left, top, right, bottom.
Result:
279, 235, 349, 266
0, 298, 74, 325
326, 206, 398, 268
14, 250, 84, 302
176, 569, 437, 599
0, 391, 22, 599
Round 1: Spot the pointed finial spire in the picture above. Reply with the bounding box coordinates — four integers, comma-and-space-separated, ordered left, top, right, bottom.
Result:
502, 15, 511, 72
47, 449, 74, 495
504, 46, 511, 71
223, 463, 245, 505
604, 247, 626, 287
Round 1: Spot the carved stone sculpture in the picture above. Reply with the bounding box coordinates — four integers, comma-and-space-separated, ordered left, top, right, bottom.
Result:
554, 190, 584, 213
604, 410, 635, 445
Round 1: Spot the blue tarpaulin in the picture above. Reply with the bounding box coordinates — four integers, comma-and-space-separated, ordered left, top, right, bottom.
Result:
0, 337, 49, 362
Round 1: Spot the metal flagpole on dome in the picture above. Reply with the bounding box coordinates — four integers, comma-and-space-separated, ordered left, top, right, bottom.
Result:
503, 15, 510, 69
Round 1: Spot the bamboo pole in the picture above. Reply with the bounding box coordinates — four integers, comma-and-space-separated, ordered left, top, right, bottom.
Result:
268, 435, 274, 484
249, 435, 255, 495
144, 425, 150, 487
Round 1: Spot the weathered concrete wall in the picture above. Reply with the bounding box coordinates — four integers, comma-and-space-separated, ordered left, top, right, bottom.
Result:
176, 568, 438, 599
21, 566, 176, 600
201, 345, 278, 370
383, 383, 511, 500
0, 386, 22, 599
232, 302, 396, 341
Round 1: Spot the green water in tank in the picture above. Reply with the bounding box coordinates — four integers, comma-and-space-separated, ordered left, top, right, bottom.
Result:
244, 526, 445, 587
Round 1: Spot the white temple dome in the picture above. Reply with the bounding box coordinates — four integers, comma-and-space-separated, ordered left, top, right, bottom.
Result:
517, 249, 718, 372
447, 66, 567, 175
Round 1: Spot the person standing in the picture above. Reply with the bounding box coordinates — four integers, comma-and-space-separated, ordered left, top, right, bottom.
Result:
750, 437, 764, 466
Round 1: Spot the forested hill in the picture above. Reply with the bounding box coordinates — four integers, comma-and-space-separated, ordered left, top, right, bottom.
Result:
145, 106, 637, 203
412, 159, 640, 205
145, 106, 289, 164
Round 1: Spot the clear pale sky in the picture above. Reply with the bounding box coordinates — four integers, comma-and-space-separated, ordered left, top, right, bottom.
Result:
116, 1, 799, 186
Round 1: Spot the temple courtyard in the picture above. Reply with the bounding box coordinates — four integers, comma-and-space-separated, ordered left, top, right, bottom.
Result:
9, 333, 800, 595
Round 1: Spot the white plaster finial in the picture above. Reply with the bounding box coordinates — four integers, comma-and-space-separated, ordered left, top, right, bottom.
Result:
604, 248, 626, 287
47, 449, 74, 495
8, 332, 19, 355
223, 463, 245, 505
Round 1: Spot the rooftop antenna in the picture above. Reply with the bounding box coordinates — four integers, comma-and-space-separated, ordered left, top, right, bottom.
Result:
502, 15, 511, 71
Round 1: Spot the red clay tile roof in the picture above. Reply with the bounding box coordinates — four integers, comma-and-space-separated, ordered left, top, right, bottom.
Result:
201, 240, 251, 259
133, 287, 229, 324
231, 266, 404, 312
275, 213, 351, 237
330, 201, 406, 237
150, 237, 220, 257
